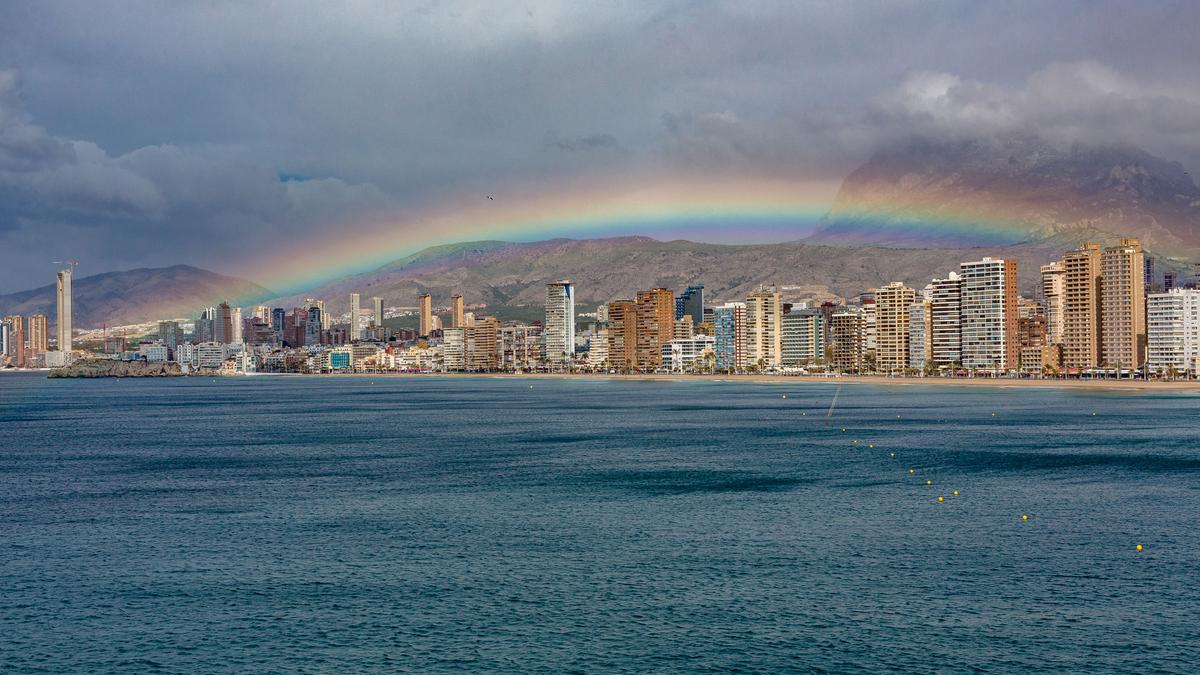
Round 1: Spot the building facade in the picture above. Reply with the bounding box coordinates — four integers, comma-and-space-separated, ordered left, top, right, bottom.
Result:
1146, 289, 1200, 375
545, 281, 576, 366
874, 282, 915, 372
635, 288, 674, 368
959, 257, 1018, 370
1099, 238, 1146, 368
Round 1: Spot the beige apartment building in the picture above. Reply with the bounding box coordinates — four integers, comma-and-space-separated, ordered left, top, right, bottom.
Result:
746, 286, 783, 369
1061, 243, 1101, 369
1099, 238, 1146, 368
874, 282, 915, 372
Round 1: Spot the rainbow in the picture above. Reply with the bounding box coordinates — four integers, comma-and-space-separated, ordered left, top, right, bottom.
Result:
245, 171, 1039, 296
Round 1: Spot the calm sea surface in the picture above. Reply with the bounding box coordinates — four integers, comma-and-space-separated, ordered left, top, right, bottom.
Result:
2, 372, 1199, 672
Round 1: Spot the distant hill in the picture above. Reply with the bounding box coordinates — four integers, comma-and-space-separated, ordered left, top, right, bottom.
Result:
808, 134, 1200, 252
0, 265, 270, 328
276, 236, 1083, 317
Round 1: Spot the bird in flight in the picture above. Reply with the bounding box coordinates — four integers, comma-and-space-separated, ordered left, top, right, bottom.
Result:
486, 195, 494, 200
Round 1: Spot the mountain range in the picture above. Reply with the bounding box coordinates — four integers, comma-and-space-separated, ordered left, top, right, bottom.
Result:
3, 134, 1197, 327
0, 265, 269, 329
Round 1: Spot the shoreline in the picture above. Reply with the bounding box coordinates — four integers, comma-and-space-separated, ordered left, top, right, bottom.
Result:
281, 371, 1200, 392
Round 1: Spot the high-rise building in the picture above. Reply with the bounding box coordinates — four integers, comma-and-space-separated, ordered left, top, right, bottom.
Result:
635, 288, 674, 368
28, 314, 49, 357
1018, 299, 1047, 348
0, 321, 9, 360
1062, 243, 1101, 369
451, 294, 464, 328
1146, 289, 1200, 375
271, 308, 287, 336
350, 293, 361, 339
442, 328, 465, 370
304, 299, 329, 330
231, 307, 244, 344
253, 305, 271, 322
1164, 271, 1178, 291
874, 282, 915, 372
929, 273, 961, 368
781, 310, 823, 366
908, 299, 932, 371
214, 303, 234, 344
713, 302, 747, 372
465, 316, 501, 371
1040, 262, 1066, 345
861, 298, 877, 357
56, 267, 72, 352
746, 286, 783, 369
830, 309, 864, 371
675, 284, 705, 326
306, 306, 323, 345
545, 282, 576, 366
959, 257, 1018, 370
673, 314, 695, 340
606, 299, 638, 370
6, 315, 25, 367
1099, 238, 1146, 369
418, 294, 433, 338
372, 297, 384, 328
158, 321, 184, 357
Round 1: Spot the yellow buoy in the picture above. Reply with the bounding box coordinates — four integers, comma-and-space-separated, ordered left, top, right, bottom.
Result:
937, 496, 944, 503
991, 412, 996, 417
889, 452, 895, 458
869, 444, 875, 448
952, 490, 959, 497
842, 428, 846, 432
909, 469, 915, 475
926, 479, 932, 486
1092, 412, 1097, 416
896, 415, 901, 419
1021, 514, 1029, 521
1136, 544, 1143, 552
782, 395, 787, 399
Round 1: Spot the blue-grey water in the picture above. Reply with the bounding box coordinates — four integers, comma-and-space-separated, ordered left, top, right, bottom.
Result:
2, 372, 1199, 672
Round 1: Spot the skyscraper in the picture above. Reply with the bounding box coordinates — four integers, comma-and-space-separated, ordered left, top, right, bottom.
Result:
908, 299, 932, 371
830, 309, 865, 372
56, 267, 72, 352
350, 293, 361, 339
1146, 289, 1200, 375
713, 302, 747, 372
635, 288, 674, 368
781, 310, 822, 366
1062, 243, 1101, 369
675, 284, 704, 326
214, 303, 234, 344
1040, 261, 1065, 345
372, 297, 384, 328
231, 307, 244, 344
451, 294, 464, 328
418, 294, 433, 337
1099, 238, 1146, 368
5, 315, 25, 367
605, 299, 638, 370
959, 257, 1018, 370
545, 281, 576, 366
874, 282, 915, 372
746, 286, 782, 369
158, 321, 184, 358
929, 273, 961, 368
271, 308, 287, 336
28, 314, 49, 358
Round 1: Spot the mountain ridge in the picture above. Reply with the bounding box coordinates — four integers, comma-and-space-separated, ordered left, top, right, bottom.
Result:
0, 264, 271, 328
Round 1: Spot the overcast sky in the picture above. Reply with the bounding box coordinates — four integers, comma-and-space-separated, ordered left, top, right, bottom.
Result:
1, 1, 1199, 292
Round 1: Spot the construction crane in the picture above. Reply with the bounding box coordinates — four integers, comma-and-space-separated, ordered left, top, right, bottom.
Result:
52, 259, 80, 273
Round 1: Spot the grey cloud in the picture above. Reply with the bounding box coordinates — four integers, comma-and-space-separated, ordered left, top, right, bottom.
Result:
1, 2, 1199, 291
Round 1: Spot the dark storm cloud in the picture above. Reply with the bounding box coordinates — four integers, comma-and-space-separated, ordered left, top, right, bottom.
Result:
0, 1, 1198, 291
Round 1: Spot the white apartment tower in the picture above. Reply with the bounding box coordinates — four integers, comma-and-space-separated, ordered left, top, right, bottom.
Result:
929, 272, 961, 368
545, 281, 575, 365
56, 267, 72, 352
959, 257, 1019, 370
1146, 289, 1200, 375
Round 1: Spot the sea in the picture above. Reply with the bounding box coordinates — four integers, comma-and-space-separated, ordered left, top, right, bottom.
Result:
2, 371, 1199, 672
